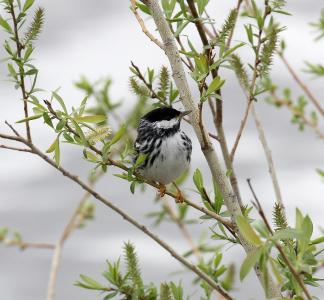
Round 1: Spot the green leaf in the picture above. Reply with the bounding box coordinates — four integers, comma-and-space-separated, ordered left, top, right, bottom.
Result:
135, 2, 151, 15
52, 91, 68, 114
193, 169, 204, 192
70, 119, 86, 144
84, 150, 98, 162
109, 124, 126, 146
56, 119, 66, 131
46, 137, 58, 153
43, 112, 53, 128
130, 181, 136, 194
23, 0, 35, 12
0, 15, 12, 33
16, 113, 43, 123
134, 153, 147, 168
25, 68, 38, 75
240, 247, 262, 281
272, 228, 304, 241
222, 42, 245, 58
77, 274, 106, 290
74, 115, 106, 123
103, 292, 118, 300
197, 0, 209, 15
206, 76, 225, 96
236, 215, 263, 246
7, 63, 17, 79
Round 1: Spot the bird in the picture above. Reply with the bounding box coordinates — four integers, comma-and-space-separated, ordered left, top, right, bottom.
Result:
134, 107, 192, 202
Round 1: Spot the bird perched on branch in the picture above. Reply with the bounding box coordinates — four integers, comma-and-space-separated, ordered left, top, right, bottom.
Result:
134, 107, 192, 202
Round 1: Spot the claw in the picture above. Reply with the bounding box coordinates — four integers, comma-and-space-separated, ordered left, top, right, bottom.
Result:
157, 183, 166, 198
175, 191, 184, 203
173, 181, 184, 204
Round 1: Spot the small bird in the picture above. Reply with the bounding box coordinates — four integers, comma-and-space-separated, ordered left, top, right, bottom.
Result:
134, 107, 192, 202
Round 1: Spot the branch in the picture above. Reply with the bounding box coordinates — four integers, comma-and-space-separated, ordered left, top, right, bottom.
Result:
0, 144, 32, 152
270, 90, 324, 139
137, 0, 281, 297
47, 197, 90, 300
0, 130, 232, 299
4, 239, 54, 250
130, 0, 165, 50
230, 1, 271, 161
229, 100, 253, 161
278, 51, 324, 117
251, 106, 285, 212
8, 2, 32, 142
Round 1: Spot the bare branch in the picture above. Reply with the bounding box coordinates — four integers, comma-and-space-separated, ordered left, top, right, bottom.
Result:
130, 0, 165, 50
251, 106, 285, 212
47, 197, 89, 300
1, 128, 232, 298
230, 100, 253, 161
278, 51, 324, 117
270, 90, 324, 139
4, 239, 54, 250
0, 144, 32, 152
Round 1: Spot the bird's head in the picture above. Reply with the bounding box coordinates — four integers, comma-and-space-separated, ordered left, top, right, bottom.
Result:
141, 107, 191, 131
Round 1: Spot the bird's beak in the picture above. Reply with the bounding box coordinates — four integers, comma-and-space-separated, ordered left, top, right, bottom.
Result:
179, 110, 192, 119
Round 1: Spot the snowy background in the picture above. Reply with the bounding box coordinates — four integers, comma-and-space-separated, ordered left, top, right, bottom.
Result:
0, 1, 323, 299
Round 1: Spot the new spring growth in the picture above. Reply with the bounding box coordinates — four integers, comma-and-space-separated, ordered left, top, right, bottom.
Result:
86, 125, 112, 145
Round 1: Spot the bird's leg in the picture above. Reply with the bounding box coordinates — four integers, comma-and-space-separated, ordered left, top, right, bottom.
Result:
157, 182, 166, 198
172, 181, 184, 203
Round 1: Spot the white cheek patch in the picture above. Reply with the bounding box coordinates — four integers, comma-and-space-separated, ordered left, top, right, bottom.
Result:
155, 118, 179, 129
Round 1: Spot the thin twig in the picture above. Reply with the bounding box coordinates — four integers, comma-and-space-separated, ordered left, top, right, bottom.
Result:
230, 100, 253, 161
230, 0, 271, 161
226, 0, 243, 48
130, 0, 165, 50
47, 197, 89, 300
0, 144, 32, 152
270, 90, 324, 139
0, 130, 232, 299
251, 106, 285, 213
247, 179, 312, 300
4, 239, 55, 250
8, 2, 32, 142
278, 51, 324, 117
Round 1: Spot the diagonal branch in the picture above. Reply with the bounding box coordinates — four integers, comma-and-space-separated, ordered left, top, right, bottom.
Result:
278, 51, 324, 117
130, 0, 165, 50
46, 197, 90, 300
0, 130, 233, 299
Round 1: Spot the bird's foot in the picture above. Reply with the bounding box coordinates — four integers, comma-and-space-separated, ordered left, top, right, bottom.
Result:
157, 183, 166, 198
172, 181, 184, 204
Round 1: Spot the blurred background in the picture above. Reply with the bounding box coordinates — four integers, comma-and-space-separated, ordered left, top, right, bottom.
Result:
0, 0, 323, 299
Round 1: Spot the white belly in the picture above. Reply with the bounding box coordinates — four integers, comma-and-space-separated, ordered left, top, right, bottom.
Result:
140, 133, 190, 184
